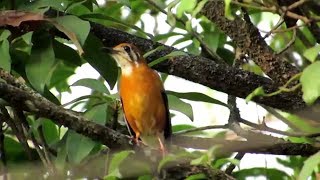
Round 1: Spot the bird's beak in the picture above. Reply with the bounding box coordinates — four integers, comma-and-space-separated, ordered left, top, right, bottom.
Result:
101, 47, 119, 55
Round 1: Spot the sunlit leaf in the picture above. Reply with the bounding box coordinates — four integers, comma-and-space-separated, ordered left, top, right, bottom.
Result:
299, 152, 320, 180
49, 15, 90, 55
176, 0, 197, 18
224, 0, 234, 20
148, 51, 187, 67
80, 13, 153, 39
300, 62, 320, 105
303, 45, 320, 63
245, 87, 265, 103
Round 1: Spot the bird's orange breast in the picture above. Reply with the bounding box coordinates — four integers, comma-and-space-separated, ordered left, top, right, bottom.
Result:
120, 64, 166, 136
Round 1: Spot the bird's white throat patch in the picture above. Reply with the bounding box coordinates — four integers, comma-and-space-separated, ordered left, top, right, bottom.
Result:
121, 65, 133, 76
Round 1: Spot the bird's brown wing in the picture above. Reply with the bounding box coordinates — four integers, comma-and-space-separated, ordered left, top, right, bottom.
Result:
161, 91, 172, 139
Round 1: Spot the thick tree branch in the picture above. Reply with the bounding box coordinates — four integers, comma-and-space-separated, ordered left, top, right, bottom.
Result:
0, 73, 317, 156
171, 136, 319, 156
160, 163, 235, 180
201, 0, 300, 85
0, 83, 132, 149
90, 23, 305, 112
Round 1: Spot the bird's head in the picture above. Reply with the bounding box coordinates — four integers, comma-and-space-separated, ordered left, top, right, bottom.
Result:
107, 43, 146, 75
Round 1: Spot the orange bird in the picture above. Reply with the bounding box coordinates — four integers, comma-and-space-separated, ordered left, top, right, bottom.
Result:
108, 43, 171, 153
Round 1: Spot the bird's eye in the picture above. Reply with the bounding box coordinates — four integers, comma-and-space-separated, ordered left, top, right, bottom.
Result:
123, 46, 131, 53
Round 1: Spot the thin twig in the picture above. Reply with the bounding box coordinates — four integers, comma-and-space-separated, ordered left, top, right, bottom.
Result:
276, 29, 297, 55
287, 0, 309, 10
174, 124, 229, 135
239, 118, 309, 137
225, 153, 245, 175
38, 126, 56, 173
0, 107, 33, 160
12, 109, 50, 170
262, 105, 300, 131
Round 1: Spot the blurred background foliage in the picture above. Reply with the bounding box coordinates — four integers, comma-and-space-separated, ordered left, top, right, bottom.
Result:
0, 0, 320, 179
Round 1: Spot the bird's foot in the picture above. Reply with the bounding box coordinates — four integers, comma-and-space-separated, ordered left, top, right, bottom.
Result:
158, 137, 168, 157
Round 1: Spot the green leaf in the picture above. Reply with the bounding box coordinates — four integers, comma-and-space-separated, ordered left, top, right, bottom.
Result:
186, 174, 207, 180
80, 13, 153, 39
172, 124, 196, 132
167, 11, 176, 27
66, 130, 97, 164
0, 30, 11, 40
50, 15, 90, 54
166, 0, 179, 26
66, 103, 106, 164
72, 78, 110, 94
53, 39, 82, 67
190, 154, 209, 165
84, 103, 108, 125
213, 158, 240, 169
148, 51, 187, 67
11, 32, 33, 55
299, 152, 320, 180
138, 175, 153, 180
26, 35, 55, 92
245, 87, 265, 103
303, 45, 320, 62
233, 168, 290, 179
41, 118, 59, 145
143, 46, 165, 59
300, 61, 320, 105
19, 0, 65, 12
153, 32, 184, 41
192, 0, 209, 17
4, 135, 30, 162
224, 0, 234, 20
0, 39, 11, 71
176, 0, 197, 18
158, 154, 176, 172
119, 0, 131, 7
108, 150, 134, 177
166, 91, 228, 108
48, 62, 75, 92
83, 34, 118, 89
168, 94, 194, 121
